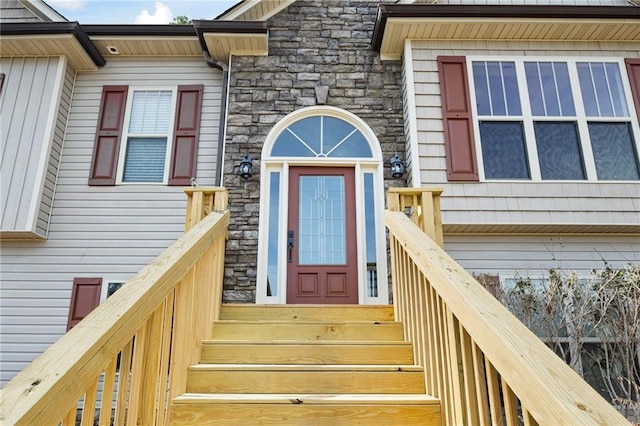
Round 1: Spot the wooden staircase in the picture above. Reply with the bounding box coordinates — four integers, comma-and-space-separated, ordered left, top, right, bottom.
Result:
169, 304, 441, 425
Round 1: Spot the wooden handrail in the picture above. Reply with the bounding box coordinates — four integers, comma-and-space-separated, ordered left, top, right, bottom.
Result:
385, 210, 629, 425
0, 188, 229, 426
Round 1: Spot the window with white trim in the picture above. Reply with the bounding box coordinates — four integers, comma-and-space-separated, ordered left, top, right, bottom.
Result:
470, 58, 640, 181
118, 89, 176, 183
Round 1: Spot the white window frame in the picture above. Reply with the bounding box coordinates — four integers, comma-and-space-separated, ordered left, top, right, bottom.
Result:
468, 56, 640, 182
116, 87, 177, 185
99, 278, 128, 302
256, 106, 389, 305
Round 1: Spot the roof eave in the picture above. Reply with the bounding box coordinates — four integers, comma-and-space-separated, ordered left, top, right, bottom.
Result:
0, 22, 105, 67
372, 4, 640, 51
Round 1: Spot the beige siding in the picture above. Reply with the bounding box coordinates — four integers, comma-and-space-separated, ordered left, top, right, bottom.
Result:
0, 57, 224, 384
0, 0, 42, 22
0, 56, 66, 236
408, 40, 640, 228
445, 234, 640, 277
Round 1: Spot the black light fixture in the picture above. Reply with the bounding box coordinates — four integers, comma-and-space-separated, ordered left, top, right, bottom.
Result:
390, 153, 405, 179
237, 153, 253, 179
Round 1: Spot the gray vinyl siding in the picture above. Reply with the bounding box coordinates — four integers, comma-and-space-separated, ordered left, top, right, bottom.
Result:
0, 56, 67, 236
0, 57, 223, 384
408, 40, 640, 228
0, 0, 43, 22
444, 234, 640, 277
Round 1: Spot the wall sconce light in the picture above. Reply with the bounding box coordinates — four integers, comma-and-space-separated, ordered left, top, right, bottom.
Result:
390, 153, 405, 179
236, 153, 253, 179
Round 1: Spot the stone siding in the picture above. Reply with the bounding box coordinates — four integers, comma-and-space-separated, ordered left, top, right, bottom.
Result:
222, 0, 405, 302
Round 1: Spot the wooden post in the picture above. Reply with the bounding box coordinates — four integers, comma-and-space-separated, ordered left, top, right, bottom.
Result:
184, 187, 229, 231
387, 187, 444, 248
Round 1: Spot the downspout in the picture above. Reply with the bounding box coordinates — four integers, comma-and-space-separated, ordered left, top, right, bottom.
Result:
203, 50, 229, 186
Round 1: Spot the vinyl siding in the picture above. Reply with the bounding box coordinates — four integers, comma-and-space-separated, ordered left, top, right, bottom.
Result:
0, 56, 67, 236
408, 40, 640, 229
0, 57, 223, 384
0, 0, 43, 22
445, 234, 640, 277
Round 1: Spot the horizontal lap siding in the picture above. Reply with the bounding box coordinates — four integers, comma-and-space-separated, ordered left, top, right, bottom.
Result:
0, 57, 223, 384
444, 234, 640, 276
409, 40, 640, 227
0, 0, 42, 22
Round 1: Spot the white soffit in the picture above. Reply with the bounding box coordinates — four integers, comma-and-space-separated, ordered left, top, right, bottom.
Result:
380, 17, 640, 61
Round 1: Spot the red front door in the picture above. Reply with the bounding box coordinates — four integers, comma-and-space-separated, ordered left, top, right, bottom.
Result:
287, 167, 358, 304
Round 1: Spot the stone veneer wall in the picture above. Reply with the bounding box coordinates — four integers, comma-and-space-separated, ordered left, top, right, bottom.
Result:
222, 0, 406, 302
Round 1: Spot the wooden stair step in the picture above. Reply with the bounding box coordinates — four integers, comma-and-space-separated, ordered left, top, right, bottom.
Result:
186, 364, 425, 394
169, 393, 441, 426
220, 304, 394, 322
211, 320, 403, 341
200, 340, 414, 365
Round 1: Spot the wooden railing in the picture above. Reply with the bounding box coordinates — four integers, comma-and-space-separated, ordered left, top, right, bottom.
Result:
0, 188, 229, 426
386, 194, 629, 425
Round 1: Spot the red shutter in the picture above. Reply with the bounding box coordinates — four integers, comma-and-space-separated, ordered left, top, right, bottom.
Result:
67, 278, 102, 331
625, 58, 640, 124
168, 85, 203, 186
88, 86, 128, 186
437, 56, 479, 182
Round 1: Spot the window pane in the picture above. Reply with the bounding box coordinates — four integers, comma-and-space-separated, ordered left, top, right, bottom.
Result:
589, 123, 640, 180
122, 137, 166, 182
472, 61, 520, 116
473, 61, 491, 115
324, 117, 372, 157
525, 62, 575, 117
578, 62, 628, 118
534, 122, 585, 180
299, 176, 346, 265
129, 91, 172, 133
479, 122, 529, 179
488, 62, 506, 115
271, 116, 372, 158
363, 173, 378, 298
266, 172, 280, 297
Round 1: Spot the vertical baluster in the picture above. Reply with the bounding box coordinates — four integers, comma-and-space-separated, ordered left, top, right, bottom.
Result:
485, 359, 504, 426
80, 377, 100, 426
126, 326, 148, 426
421, 191, 436, 241
522, 408, 538, 426
114, 339, 134, 426
415, 270, 430, 391
61, 405, 77, 426
435, 296, 454, 424
460, 326, 480, 425
446, 310, 466, 424
159, 293, 176, 426
472, 343, 491, 426
98, 357, 117, 426
502, 379, 520, 426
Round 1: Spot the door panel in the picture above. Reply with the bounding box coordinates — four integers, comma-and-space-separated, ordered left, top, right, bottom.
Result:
287, 167, 358, 304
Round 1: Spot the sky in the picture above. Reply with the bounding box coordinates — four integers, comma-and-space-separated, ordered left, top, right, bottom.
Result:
44, 0, 240, 24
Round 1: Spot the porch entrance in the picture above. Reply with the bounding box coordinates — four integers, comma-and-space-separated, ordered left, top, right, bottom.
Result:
257, 106, 388, 305
286, 167, 358, 304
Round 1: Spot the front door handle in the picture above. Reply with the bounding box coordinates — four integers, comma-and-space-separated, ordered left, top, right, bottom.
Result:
287, 230, 294, 263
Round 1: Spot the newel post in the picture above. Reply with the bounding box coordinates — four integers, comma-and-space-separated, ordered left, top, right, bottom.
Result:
386, 188, 444, 248
184, 187, 229, 230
